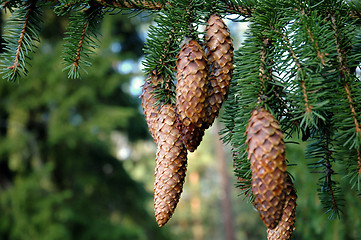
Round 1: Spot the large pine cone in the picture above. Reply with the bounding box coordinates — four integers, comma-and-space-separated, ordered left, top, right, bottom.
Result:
176, 39, 208, 152
154, 104, 188, 227
204, 14, 234, 129
267, 175, 297, 240
141, 74, 161, 142
246, 108, 287, 229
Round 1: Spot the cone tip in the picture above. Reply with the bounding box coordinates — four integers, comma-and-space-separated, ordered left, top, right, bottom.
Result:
155, 212, 171, 227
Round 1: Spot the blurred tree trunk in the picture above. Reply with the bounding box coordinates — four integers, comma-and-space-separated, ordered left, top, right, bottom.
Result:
215, 122, 236, 240
189, 171, 204, 240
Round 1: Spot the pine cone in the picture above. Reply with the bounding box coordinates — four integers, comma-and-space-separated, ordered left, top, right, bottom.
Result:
204, 14, 234, 129
267, 175, 297, 240
140, 75, 160, 142
176, 38, 208, 152
154, 104, 188, 227
246, 108, 287, 229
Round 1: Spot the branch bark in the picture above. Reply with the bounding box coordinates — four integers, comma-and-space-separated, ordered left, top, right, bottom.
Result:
94, 0, 361, 20
94, 0, 253, 16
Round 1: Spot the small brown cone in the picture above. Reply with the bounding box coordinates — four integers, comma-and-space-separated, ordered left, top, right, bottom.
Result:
140, 74, 162, 142
204, 14, 234, 129
154, 104, 188, 227
267, 175, 297, 240
246, 108, 287, 229
176, 38, 208, 151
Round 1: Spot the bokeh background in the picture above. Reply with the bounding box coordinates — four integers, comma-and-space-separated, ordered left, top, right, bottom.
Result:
1, 8, 361, 240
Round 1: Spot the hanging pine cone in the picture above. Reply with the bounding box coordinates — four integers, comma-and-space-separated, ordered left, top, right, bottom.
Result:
246, 108, 287, 229
204, 14, 234, 129
154, 104, 188, 227
267, 175, 297, 240
176, 38, 208, 152
140, 74, 160, 142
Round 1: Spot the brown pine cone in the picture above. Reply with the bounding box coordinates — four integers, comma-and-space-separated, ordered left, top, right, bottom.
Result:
204, 14, 234, 129
246, 108, 287, 229
154, 104, 188, 227
176, 38, 208, 152
267, 175, 297, 240
140, 74, 160, 142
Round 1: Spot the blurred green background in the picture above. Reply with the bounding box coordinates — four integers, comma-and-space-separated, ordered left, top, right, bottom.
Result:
1, 8, 361, 240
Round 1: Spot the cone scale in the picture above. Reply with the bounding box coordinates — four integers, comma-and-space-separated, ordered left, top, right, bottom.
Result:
246, 108, 287, 229
204, 14, 234, 129
154, 104, 188, 227
267, 175, 297, 240
176, 39, 208, 152
140, 74, 160, 142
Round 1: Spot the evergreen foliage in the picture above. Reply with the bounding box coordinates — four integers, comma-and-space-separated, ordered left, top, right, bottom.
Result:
61, 1, 105, 78
2, 0, 361, 235
1, 0, 43, 81
0, 8, 170, 239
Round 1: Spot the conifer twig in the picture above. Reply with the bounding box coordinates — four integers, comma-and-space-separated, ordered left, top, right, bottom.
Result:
275, 29, 312, 117
259, 40, 268, 96
323, 133, 340, 215
1, 0, 41, 81
330, 14, 361, 138
62, 2, 104, 78
95, 0, 164, 10
344, 84, 361, 134
94, 0, 252, 16
73, 22, 87, 69
357, 150, 361, 175
300, 9, 326, 66
7, 5, 33, 72
92, 0, 361, 19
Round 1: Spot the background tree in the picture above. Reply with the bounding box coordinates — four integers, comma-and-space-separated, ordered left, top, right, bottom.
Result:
0, 6, 171, 240
1, 0, 361, 239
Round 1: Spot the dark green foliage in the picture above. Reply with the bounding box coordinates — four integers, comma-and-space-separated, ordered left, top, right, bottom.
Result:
222, 0, 291, 201
2, 0, 361, 234
54, 0, 85, 16
0, 0, 23, 12
0, 8, 169, 239
220, 0, 361, 217
306, 116, 343, 219
1, 0, 43, 82
62, 2, 105, 79
142, 0, 213, 105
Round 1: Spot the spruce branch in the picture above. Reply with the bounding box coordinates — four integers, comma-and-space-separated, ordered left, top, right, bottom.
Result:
54, 0, 84, 16
62, 1, 105, 79
329, 5, 361, 148
324, 3, 361, 192
307, 118, 343, 219
91, 0, 361, 20
232, 147, 252, 199
331, 14, 351, 77
344, 83, 361, 135
270, 6, 333, 132
93, 0, 253, 16
95, 0, 164, 10
321, 131, 342, 219
142, 0, 212, 106
223, 0, 293, 200
275, 29, 313, 121
358, 150, 361, 176
142, 15, 178, 105
258, 39, 269, 96
1, 0, 42, 82
301, 11, 326, 66
0, 0, 22, 12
